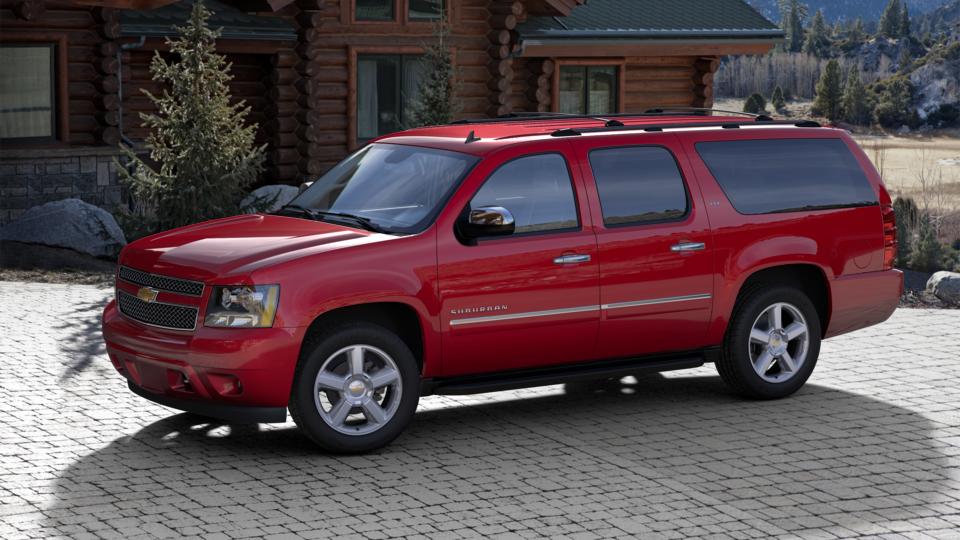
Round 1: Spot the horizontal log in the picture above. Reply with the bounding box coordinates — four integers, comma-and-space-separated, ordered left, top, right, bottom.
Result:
487, 29, 510, 45
14, 0, 46, 21
295, 111, 348, 129
68, 63, 98, 83
487, 44, 510, 60
270, 148, 299, 165
271, 132, 298, 148
264, 100, 298, 117
98, 56, 119, 75
295, 94, 346, 113
2, 8, 94, 28
99, 126, 120, 146
268, 85, 299, 102
270, 67, 298, 85
271, 50, 298, 67
99, 41, 119, 57
487, 104, 510, 118
486, 77, 510, 93
490, 1, 524, 16
96, 94, 119, 111
98, 110, 119, 126
489, 13, 516, 30
273, 164, 299, 182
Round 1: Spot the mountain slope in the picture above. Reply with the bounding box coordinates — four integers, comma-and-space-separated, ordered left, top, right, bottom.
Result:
746, 0, 948, 22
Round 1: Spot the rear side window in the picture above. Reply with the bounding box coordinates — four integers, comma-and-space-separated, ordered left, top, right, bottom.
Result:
589, 146, 688, 226
695, 138, 877, 215
470, 153, 579, 234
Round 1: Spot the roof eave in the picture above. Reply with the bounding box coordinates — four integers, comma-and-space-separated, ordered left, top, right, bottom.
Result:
120, 27, 297, 41
518, 36, 783, 57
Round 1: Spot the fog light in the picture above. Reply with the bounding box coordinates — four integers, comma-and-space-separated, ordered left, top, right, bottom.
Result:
208, 373, 242, 396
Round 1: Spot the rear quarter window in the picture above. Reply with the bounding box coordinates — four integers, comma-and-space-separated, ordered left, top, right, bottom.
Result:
695, 138, 877, 215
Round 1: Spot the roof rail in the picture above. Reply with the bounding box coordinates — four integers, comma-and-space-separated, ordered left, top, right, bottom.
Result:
643, 107, 774, 122
549, 119, 822, 137
450, 108, 777, 127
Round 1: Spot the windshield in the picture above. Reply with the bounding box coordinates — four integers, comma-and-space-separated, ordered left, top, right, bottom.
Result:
286, 143, 479, 234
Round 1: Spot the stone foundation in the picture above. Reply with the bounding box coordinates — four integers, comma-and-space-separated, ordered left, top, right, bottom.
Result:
0, 147, 126, 225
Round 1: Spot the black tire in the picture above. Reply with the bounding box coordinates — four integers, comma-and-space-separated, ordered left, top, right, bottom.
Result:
289, 323, 420, 453
717, 284, 821, 400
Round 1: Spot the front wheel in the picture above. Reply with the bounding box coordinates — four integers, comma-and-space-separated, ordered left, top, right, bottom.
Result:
717, 285, 822, 399
289, 323, 420, 453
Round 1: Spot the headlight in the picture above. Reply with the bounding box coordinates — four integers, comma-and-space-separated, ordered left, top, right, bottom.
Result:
204, 285, 279, 328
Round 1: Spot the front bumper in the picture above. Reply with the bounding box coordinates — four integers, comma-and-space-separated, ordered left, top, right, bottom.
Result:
102, 300, 304, 422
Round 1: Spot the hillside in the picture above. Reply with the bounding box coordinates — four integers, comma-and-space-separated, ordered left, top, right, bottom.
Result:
746, 0, 948, 22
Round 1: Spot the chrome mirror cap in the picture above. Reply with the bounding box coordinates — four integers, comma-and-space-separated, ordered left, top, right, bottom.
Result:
462, 206, 515, 238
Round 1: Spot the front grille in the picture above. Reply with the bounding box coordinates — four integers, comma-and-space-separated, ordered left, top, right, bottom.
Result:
117, 290, 198, 330
119, 266, 204, 297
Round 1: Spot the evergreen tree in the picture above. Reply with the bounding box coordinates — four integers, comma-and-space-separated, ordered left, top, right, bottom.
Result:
874, 78, 915, 127
812, 59, 843, 121
899, 2, 911, 38
778, 0, 807, 52
842, 68, 871, 125
118, 1, 264, 231
910, 212, 943, 272
771, 86, 786, 111
743, 93, 767, 114
408, 11, 460, 127
879, 0, 903, 39
850, 17, 865, 43
802, 9, 831, 58
893, 197, 919, 268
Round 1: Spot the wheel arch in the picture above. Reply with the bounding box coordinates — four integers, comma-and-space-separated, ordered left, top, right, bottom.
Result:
731, 263, 832, 337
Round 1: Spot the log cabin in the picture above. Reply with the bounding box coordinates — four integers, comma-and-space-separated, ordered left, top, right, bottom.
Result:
0, 0, 783, 223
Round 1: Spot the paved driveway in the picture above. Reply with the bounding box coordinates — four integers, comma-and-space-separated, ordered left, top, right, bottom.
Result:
1, 281, 959, 539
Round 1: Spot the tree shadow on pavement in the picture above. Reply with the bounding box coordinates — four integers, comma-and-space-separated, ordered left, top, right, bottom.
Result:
41, 373, 957, 537
55, 299, 111, 381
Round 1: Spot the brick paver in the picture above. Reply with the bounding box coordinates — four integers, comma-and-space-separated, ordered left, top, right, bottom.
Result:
2, 281, 959, 539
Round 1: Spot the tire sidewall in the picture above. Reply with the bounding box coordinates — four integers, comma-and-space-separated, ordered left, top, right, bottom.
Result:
724, 286, 822, 399
291, 323, 420, 453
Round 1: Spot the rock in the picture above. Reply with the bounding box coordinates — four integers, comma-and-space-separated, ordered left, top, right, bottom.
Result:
926, 271, 960, 304
240, 184, 299, 214
0, 198, 126, 258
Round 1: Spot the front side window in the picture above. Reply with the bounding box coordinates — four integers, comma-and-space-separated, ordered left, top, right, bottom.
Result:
589, 146, 689, 226
357, 54, 423, 143
409, 0, 443, 20
356, 0, 395, 20
291, 143, 478, 233
558, 66, 617, 115
695, 138, 878, 215
0, 44, 55, 141
470, 154, 579, 235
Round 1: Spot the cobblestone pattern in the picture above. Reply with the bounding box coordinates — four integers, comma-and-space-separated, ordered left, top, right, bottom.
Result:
0, 152, 124, 224
1, 281, 959, 539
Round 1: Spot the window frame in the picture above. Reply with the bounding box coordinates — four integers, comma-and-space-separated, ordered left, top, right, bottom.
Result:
345, 0, 453, 26
694, 137, 880, 217
462, 151, 583, 242
349, 46, 425, 149
587, 144, 693, 229
552, 59, 625, 116
0, 34, 69, 145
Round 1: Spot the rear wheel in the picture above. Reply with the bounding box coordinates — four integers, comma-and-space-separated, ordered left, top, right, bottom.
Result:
717, 285, 821, 399
289, 323, 420, 453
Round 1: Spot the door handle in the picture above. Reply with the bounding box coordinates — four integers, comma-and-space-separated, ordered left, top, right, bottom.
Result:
553, 254, 591, 265
670, 242, 706, 252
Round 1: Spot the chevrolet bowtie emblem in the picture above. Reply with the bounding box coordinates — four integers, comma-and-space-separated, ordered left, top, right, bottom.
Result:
136, 287, 159, 303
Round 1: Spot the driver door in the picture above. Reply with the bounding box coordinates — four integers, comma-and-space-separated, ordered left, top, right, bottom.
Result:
436, 142, 600, 377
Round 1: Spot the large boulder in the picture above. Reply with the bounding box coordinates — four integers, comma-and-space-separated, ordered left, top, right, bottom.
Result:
0, 198, 126, 258
240, 184, 299, 214
926, 271, 960, 304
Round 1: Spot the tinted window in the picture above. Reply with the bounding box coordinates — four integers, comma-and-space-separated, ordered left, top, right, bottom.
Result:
696, 139, 877, 215
470, 154, 579, 234
589, 146, 688, 226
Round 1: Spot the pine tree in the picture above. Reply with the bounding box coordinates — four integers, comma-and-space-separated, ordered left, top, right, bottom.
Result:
408, 11, 460, 127
778, 0, 807, 52
910, 212, 943, 272
118, 1, 265, 232
842, 68, 870, 125
743, 93, 767, 114
874, 78, 915, 128
850, 17, 865, 43
898, 47, 914, 72
803, 9, 831, 57
893, 197, 919, 268
899, 1, 911, 38
812, 59, 843, 121
771, 86, 786, 111
879, 0, 903, 39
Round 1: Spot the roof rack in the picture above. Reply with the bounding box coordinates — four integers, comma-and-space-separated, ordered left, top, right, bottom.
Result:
549, 119, 821, 138
450, 108, 776, 127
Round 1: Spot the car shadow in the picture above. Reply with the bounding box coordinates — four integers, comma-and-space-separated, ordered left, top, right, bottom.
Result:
41, 373, 953, 535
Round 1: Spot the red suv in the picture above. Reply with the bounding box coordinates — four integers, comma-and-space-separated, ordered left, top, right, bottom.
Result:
102, 111, 903, 453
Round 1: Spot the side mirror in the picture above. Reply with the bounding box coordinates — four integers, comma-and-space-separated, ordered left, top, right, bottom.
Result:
460, 206, 515, 239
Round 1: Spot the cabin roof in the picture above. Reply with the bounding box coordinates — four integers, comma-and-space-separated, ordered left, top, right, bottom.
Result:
518, 0, 784, 41
120, 0, 296, 41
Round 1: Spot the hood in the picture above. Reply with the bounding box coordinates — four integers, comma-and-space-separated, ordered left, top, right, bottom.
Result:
120, 214, 393, 281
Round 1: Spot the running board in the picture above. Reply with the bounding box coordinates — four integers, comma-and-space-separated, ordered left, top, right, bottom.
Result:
421, 349, 716, 396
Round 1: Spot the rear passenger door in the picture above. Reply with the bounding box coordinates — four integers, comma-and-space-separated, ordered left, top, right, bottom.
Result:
573, 134, 715, 359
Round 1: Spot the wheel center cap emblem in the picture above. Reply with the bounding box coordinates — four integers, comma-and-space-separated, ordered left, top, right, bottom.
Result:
347, 380, 366, 396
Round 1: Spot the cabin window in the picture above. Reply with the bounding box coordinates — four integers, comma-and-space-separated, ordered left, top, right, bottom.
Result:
356, 0, 394, 20
356, 54, 423, 143
408, 0, 443, 20
0, 44, 56, 141
558, 66, 618, 115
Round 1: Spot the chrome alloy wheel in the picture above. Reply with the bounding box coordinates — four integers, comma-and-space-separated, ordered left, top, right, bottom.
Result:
313, 344, 402, 435
748, 302, 810, 383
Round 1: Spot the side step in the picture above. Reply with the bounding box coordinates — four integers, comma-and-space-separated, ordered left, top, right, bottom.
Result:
422, 349, 715, 396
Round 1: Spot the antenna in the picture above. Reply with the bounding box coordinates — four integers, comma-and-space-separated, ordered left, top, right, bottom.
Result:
464, 130, 481, 144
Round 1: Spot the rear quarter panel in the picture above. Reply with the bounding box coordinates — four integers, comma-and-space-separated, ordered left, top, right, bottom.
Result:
676, 128, 887, 343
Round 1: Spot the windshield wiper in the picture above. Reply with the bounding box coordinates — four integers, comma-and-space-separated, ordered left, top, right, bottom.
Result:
277, 204, 382, 233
